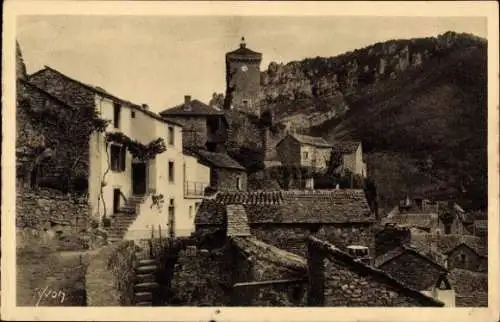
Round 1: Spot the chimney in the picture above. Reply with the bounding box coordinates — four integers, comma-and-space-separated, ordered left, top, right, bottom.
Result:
184, 95, 191, 104
141, 104, 149, 110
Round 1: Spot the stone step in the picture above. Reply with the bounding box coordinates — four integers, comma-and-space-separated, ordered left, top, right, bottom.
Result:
135, 265, 157, 274
135, 301, 152, 306
135, 282, 159, 292
136, 273, 156, 284
138, 259, 157, 266
134, 292, 153, 302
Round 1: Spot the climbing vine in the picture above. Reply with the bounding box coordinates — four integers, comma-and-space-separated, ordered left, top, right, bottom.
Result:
105, 132, 167, 161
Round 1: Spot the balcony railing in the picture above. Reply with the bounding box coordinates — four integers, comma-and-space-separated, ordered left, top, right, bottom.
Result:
184, 181, 209, 197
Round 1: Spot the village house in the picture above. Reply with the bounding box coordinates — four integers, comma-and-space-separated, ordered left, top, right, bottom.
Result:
160, 96, 248, 191
275, 133, 367, 179
276, 133, 333, 171
307, 237, 444, 307
26, 66, 210, 239
373, 245, 455, 306
410, 232, 487, 272
166, 200, 443, 307
195, 189, 377, 259
383, 197, 476, 235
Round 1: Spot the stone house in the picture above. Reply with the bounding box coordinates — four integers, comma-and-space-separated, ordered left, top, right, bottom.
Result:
330, 141, 367, 178
307, 237, 444, 307
374, 245, 450, 297
184, 147, 247, 192
386, 197, 475, 235
171, 202, 442, 307
195, 189, 377, 260
159, 95, 229, 152
410, 233, 487, 272
276, 133, 333, 171
160, 96, 247, 192
27, 66, 210, 239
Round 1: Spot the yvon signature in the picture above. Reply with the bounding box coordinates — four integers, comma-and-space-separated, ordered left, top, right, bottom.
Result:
33, 286, 66, 306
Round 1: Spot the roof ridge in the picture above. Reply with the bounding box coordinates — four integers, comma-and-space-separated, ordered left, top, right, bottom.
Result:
308, 236, 444, 307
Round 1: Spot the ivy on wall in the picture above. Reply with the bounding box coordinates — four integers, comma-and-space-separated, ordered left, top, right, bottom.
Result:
105, 132, 166, 161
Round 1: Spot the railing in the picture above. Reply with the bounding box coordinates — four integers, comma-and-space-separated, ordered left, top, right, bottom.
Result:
184, 181, 209, 197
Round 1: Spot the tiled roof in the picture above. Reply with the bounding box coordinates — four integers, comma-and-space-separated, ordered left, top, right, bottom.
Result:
382, 213, 439, 230
448, 268, 488, 294
195, 190, 375, 225
226, 205, 251, 237
215, 191, 284, 205
160, 99, 225, 117
288, 133, 333, 148
187, 148, 246, 171
231, 236, 307, 274
29, 66, 182, 127
226, 43, 262, 59
410, 233, 486, 257
331, 141, 361, 154
308, 236, 444, 307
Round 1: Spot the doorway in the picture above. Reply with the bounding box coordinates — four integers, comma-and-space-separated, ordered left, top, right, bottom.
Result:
132, 162, 147, 196
113, 188, 121, 214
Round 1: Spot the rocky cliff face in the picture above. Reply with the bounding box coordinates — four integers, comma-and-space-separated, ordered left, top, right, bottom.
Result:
263, 31, 487, 210
259, 31, 485, 130
221, 31, 487, 211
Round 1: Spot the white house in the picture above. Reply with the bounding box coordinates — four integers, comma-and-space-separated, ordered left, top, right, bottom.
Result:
28, 66, 210, 241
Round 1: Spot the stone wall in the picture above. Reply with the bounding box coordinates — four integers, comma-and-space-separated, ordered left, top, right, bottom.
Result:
232, 282, 308, 306
307, 237, 443, 307
375, 226, 411, 257
225, 110, 264, 151
378, 251, 446, 290
447, 244, 485, 272
16, 187, 89, 232
164, 115, 208, 148
217, 168, 248, 191
29, 68, 96, 111
17, 81, 92, 191
169, 245, 233, 306
85, 240, 139, 306
251, 223, 375, 260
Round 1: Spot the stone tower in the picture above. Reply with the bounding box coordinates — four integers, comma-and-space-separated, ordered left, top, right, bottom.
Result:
224, 37, 262, 117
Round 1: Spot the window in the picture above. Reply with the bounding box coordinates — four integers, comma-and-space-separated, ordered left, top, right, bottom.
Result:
168, 126, 174, 145
168, 161, 175, 182
459, 254, 466, 265
110, 144, 126, 172
236, 176, 242, 190
131, 110, 136, 118
189, 205, 193, 219
113, 102, 122, 128
303, 151, 309, 160
168, 198, 175, 238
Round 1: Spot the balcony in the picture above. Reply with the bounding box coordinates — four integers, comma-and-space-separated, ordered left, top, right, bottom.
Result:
184, 181, 209, 198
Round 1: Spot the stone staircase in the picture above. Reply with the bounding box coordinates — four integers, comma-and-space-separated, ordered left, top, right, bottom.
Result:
134, 256, 160, 306
107, 195, 147, 243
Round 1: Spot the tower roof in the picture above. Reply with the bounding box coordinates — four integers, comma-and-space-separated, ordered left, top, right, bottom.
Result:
226, 36, 262, 61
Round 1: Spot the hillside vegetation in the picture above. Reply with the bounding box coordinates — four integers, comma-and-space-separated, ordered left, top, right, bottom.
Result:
259, 31, 487, 211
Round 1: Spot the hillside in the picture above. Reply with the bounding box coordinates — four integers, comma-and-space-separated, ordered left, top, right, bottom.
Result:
259, 31, 487, 211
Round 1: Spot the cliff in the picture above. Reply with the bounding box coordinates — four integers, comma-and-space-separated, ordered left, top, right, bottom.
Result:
222, 31, 487, 211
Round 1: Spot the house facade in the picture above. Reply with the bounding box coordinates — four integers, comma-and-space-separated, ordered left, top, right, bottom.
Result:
159, 95, 228, 151
161, 97, 247, 191
331, 141, 367, 177
276, 133, 332, 171
28, 66, 209, 239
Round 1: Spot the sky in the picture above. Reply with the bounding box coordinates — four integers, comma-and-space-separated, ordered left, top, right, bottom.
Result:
17, 16, 487, 113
